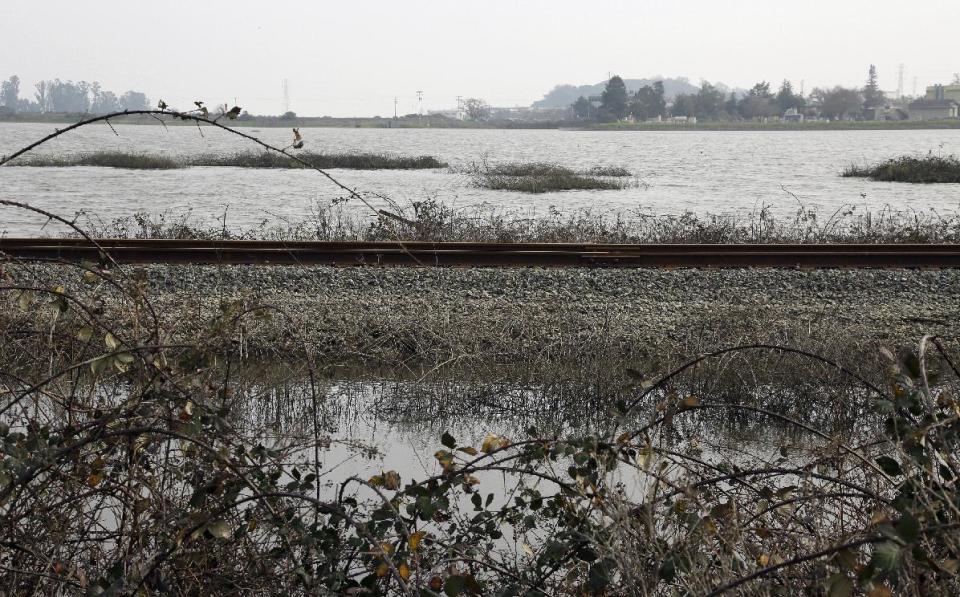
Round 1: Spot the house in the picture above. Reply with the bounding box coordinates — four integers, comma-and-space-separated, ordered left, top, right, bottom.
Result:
908, 99, 959, 121
925, 84, 960, 104
783, 108, 804, 122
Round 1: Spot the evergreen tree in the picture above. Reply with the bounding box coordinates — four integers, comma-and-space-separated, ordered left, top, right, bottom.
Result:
600, 75, 628, 120
694, 81, 724, 119
671, 94, 697, 118
864, 65, 884, 108
776, 80, 804, 113
571, 96, 592, 119
724, 93, 740, 118
629, 82, 666, 120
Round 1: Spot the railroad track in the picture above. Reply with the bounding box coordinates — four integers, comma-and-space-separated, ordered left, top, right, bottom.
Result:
2, 238, 960, 268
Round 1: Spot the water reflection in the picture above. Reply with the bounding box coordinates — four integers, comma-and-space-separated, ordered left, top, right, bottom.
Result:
228, 376, 889, 486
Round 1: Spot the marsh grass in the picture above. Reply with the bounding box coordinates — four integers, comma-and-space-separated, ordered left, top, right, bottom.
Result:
9, 150, 182, 169
843, 154, 960, 183
83, 200, 960, 245
469, 161, 632, 193
8, 150, 447, 170
190, 151, 447, 170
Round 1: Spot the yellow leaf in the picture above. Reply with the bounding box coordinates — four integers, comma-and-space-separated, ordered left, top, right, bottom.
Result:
757, 554, 770, 567
82, 270, 99, 284
207, 520, 231, 539
409, 531, 425, 552
17, 291, 33, 311
521, 543, 535, 557
638, 444, 653, 469
382, 470, 401, 490
481, 434, 510, 453
77, 326, 93, 342
375, 562, 389, 578
380, 542, 394, 555
682, 395, 700, 409
104, 332, 120, 351
459, 447, 479, 456
86, 473, 104, 487
398, 563, 410, 581
868, 586, 893, 597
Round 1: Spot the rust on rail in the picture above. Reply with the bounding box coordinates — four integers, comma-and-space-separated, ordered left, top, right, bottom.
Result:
2, 238, 960, 268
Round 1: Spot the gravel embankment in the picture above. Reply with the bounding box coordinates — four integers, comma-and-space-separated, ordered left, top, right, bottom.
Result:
8, 263, 960, 378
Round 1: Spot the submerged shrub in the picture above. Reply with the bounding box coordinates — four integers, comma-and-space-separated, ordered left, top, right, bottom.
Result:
843, 154, 960, 183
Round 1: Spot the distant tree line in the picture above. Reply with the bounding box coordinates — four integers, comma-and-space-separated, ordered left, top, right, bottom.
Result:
0, 75, 150, 114
575, 66, 889, 123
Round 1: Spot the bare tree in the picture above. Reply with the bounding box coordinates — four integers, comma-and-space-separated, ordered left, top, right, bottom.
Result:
463, 97, 491, 121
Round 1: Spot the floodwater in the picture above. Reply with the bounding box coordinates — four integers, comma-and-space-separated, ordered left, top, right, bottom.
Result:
2, 121, 960, 235
233, 377, 881, 490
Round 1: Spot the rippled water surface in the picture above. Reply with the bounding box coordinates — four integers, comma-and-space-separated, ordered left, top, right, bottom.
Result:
2, 121, 959, 235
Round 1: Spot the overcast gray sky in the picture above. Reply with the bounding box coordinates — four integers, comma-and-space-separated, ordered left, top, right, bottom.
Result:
4, 0, 958, 116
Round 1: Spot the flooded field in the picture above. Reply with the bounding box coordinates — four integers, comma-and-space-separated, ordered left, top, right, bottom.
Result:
2, 122, 960, 235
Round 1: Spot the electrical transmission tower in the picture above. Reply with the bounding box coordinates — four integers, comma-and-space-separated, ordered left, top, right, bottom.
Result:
897, 64, 905, 99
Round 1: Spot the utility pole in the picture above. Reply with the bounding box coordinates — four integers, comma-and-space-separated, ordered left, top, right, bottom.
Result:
897, 63, 905, 99
282, 79, 290, 115
416, 90, 424, 124
394, 96, 398, 119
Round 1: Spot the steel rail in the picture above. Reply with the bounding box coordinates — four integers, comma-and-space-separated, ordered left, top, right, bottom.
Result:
2, 238, 960, 268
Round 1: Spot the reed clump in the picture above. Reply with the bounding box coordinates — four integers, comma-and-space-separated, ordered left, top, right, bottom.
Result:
469, 161, 632, 193
11, 150, 182, 169
8, 150, 447, 170
843, 154, 960, 183
191, 151, 447, 170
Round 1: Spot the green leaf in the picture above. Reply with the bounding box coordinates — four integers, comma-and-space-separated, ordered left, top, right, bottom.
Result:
586, 558, 614, 591
833, 549, 858, 572
895, 511, 920, 544
875, 456, 902, 477
444, 575, 465, 596
77, 326, 94, 342
871, 541, 902, 573
441, 431, 456, 449
826, 573, 853, 597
